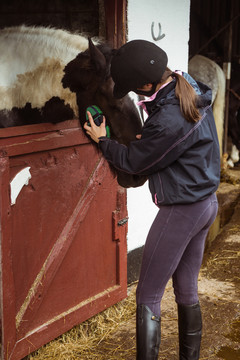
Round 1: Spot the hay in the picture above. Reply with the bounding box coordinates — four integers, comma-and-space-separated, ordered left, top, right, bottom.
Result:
27, 286, 137, 360
220, 168, 240, 185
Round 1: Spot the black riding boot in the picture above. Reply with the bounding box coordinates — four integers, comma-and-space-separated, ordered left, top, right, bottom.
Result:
136, 304, 161, 360
178, 302, 202, 360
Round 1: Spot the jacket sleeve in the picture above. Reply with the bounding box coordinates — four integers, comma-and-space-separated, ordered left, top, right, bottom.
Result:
98, 121, 191, 176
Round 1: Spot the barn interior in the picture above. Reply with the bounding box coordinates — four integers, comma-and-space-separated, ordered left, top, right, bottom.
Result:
0, 0, 101, 36
0, 0, 125, 47
190, 0, 239, 64
189, 0, 240, 157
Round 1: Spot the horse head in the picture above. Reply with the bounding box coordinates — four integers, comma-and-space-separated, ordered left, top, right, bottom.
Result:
62, 39, 147, 188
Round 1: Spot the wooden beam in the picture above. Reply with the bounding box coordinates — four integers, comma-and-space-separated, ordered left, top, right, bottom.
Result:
104, 0, 127, 48
223, 0, 234, 155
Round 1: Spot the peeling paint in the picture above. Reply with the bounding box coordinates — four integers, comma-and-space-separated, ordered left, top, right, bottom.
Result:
10, 167, 31, 205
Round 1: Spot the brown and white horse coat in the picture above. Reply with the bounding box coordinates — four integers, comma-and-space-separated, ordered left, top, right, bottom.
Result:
0, 26, 88, 114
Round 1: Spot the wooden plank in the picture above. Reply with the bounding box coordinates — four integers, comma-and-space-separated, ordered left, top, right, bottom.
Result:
0, 120, 80, 139
0, 157, 17, 360
104, 0, 126, 48
117, 0, 127, 46
8, 285, 126, 360
0, 127, 90, 158
112, 188, 128, 285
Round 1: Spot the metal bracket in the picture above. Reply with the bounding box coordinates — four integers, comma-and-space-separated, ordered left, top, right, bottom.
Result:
117, 217, 128, 227
151, 22, 165, 41
112, 211, 128, 242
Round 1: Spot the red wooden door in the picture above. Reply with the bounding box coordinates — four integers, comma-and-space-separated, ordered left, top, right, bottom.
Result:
0, 120, 127, 360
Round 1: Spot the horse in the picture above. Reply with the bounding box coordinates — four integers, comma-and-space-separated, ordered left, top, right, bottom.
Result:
188, 54, 240, 168
188, 54, 225, 157
0, 25, 147, 187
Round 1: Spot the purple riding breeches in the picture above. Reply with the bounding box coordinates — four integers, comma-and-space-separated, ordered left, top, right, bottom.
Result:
136, 193, 218, 317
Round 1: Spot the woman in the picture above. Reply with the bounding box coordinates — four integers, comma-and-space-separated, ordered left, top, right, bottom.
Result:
84, 40, 220, 360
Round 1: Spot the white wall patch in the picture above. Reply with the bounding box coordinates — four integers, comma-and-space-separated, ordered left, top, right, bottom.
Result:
10, 167, 31, 205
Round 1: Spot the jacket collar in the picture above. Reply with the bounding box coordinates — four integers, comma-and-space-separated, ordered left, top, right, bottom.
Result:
144, 77, 212, 115
145, 81, 177, 114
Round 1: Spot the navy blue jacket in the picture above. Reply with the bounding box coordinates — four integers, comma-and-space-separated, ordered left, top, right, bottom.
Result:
99, 73, 220, 206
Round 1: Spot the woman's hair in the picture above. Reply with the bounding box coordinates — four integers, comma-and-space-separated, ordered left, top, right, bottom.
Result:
161, 68, 201, 123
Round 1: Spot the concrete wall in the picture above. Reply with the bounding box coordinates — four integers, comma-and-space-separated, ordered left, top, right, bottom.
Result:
126, 0, 191, 252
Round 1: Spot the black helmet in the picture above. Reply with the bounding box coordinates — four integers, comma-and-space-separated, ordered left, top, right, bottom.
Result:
111, 40, 168, 98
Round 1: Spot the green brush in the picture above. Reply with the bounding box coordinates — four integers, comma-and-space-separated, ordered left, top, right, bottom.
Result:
86, 105, 110, 138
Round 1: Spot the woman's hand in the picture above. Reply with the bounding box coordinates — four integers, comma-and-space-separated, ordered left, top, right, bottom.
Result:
83, 111, 107, 143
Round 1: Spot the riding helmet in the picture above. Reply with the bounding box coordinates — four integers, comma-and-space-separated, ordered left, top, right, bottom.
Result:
111, 40, 168, 98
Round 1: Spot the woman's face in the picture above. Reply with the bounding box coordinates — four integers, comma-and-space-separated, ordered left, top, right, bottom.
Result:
136, 83, 153, 94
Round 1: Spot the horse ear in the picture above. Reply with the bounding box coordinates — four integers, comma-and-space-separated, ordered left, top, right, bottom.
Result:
88, 37, 106, 73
